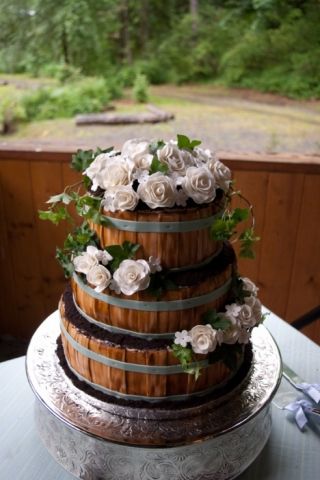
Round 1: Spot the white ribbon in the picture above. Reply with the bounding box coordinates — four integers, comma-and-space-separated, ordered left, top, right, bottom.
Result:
296, 383, 320, 404
284, 399, 314, 430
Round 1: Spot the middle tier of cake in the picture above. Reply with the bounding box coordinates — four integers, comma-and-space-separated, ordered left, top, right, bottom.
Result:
71, 242, 236, 336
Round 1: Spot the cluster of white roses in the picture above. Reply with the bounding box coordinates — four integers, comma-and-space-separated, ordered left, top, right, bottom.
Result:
84, 138, 232, 211
174, 277, 262, 355
73, 246, 161, 296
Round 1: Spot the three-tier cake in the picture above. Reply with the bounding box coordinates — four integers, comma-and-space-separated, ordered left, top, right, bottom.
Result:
43, 135, 263, 405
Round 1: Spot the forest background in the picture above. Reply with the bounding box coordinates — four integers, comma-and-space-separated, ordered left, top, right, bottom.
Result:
0, 0, 319, 126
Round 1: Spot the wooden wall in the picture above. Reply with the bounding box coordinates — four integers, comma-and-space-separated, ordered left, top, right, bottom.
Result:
0, 146, 319, 344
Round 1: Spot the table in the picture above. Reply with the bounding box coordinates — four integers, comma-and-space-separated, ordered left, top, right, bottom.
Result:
1, 309, 319, 480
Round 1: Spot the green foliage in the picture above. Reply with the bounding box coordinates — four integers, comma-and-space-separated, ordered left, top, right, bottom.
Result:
177, 134, 201, 151
149, 140, 165, 155
132, 73, 149, 103
22, 78, 112, 120
39, 206, 71, 225
39, 63, 82, 83
147, 272, 177, 300
71, 149, 95, 173
171, 344, 201, 379
211, 205, 259, 259
39, 189, 106, 226
239, 228, 260, 259
202, 309, 231, 330
71, 147, 113, 173
56, 222, 97, 277
231, 276, 248, 304
0, 1, 319, 99
211, 208, 249, 241
0, 86, 26, 133
105, 241, 140, 272
149, 155, 169, 175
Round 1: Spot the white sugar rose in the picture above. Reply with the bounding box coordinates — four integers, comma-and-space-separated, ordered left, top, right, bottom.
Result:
241, 277, 259, 297
158, 141, 191, 175
237, 303, 256, 328
190, 324, 218, 354
86, 265, 112, 293
137, 172, 176, 209
207, 159, 231, 192
96, 156, 134, 190
113, 259, 151, 296
103, 185, 139, 212
85, 246, 113, 266
122, 138, 152, 169
84, 153, 112, 190
245, 296, 263, 325
73, 252, 98, 274
181, 166, 216, 204
193, 147, 215, 166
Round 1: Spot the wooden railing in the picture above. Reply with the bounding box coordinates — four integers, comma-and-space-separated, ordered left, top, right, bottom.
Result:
1, 145, 319, 344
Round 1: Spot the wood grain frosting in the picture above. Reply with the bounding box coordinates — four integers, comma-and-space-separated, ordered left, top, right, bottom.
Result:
90, 192, 226, 269
59, 294, 243, 400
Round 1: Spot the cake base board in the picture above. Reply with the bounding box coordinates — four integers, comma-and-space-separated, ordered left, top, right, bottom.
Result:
26, 312, 282, 479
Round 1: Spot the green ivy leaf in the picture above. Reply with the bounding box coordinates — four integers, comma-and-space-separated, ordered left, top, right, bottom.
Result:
239, 228, 260, 259
171, 344, 193, 367
230, 276, 248, 303
105, 242, 140, 272
71, 149, 95, 172
184, 365, 202, 380
55, 222, 98, 278
211, 217, 234, 240
211, 207, 251, 242
149, 140, 165, 155
171, 344, 202, 379
232, 207, 249, 223
56, 247, 75, 278
46, 192, 73, 205
71, 147, 114, 173
147, 272, 177, 300
39, 206, 71, 225
177, 134, 201, 150
149, 155, 169, 175
202, 309, 231, 330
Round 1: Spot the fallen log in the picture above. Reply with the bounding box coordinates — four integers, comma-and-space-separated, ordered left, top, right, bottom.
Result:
75, 104, 174, 125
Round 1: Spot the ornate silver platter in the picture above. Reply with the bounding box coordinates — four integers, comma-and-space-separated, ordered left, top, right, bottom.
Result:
26, 311, 282, 479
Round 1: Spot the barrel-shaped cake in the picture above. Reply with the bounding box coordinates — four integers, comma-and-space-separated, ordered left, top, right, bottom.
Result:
57, 136, 263, 402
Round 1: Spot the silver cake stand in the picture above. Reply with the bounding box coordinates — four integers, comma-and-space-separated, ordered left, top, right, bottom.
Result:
26, 312, 282, 480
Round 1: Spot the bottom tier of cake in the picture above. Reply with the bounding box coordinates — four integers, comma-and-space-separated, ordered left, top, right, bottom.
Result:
59, 287, 245, 401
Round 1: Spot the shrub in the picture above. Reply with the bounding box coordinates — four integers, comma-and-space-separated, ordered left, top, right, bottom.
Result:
22, 77, 112, 120
104, 76, 123, 100
0, 87, 26, 133
39, 63, 82, 83
132, 73, 149, 103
